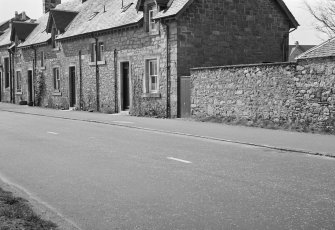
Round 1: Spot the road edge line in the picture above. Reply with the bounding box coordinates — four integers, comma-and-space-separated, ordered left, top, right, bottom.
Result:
1, 108, 335, 159
0, 172, 83, 230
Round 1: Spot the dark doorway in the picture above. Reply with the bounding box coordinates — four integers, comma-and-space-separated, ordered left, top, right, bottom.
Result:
28, 70, 33, 105
121, 62, 130, 111
179, 76, 191, 118
69, 66, 76, 107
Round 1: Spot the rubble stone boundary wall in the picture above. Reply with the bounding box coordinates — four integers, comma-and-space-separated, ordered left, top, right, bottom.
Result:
191, 58, 335, 133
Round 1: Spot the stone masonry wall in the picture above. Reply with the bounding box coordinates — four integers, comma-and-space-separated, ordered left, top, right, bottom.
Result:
14, 21, 178, 117
0, 47, 10, 103
177, 0, 290, 77
191, 58, 335, 133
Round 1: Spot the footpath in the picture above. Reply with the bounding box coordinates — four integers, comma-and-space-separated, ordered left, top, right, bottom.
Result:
1, 102, 335, 158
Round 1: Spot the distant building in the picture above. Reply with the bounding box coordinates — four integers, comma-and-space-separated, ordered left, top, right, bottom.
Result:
289, 41, 315, 62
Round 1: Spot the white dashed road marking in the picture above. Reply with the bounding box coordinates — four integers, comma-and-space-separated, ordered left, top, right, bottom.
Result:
111, 121, 134, 124
167, 157, 192, 164
47, 132, 59, 135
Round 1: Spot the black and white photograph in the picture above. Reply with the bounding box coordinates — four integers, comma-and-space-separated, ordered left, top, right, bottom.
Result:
0, 0, 334, 229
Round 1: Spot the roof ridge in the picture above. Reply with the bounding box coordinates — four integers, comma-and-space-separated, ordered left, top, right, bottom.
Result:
50, 9, 79, 13
12, 21, 38, 25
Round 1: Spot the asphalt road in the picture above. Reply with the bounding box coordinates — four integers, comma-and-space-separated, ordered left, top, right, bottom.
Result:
0, 111, 334, 230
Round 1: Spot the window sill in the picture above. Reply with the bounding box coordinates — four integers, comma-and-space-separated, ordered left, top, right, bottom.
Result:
142, 92, 161, 98
52, 91, 62, 96
52, 47, 60, 51
89, 60, 106, 66
149, 30, 159, 36
15, 91, 22, 95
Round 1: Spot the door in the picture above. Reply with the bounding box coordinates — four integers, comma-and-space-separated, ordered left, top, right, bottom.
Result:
69, 67, 76, 107
28, 70, 33, 104
179, 76, 191, 118
121, 62, 130, 111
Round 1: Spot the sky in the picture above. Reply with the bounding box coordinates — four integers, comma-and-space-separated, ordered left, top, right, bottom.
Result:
0, 0, 328, 45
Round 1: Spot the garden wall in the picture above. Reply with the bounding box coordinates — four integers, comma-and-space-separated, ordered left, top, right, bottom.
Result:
191, 58, 335, 133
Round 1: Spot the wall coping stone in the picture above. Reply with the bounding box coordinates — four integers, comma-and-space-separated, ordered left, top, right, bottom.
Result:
190, 62, 297, 72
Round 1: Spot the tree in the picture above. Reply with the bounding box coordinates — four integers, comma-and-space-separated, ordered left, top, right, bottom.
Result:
305, 0, 335, 38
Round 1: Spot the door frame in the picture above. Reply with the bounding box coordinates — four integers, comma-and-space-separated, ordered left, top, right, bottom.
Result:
27, 69, 33, 104
69, 66, 76, 107
118, 60, 132, 112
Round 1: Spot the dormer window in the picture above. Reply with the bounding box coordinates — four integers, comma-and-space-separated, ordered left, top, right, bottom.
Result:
41, 51, 45, 67
147, 4, 158, 34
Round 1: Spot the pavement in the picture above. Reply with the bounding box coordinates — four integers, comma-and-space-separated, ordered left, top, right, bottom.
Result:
0, 107, 334, 230
0, 102, 335, 158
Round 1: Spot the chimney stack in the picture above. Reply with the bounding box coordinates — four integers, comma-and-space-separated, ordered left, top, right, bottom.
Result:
43, 0, 62, 14
22, 11, 27, 21
15, 11, 19, 20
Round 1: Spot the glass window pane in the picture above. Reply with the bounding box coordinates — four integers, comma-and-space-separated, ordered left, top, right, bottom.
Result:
151, 76, 156, 90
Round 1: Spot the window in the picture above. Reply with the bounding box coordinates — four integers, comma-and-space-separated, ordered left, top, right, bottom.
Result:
41, 51, 45, 67
145, 59, 158, 93
51, 27, 58, 49
147, 5, 158, 33
88, 12, 99, 21
90, 42, 104, 62
53, 67, 60, 91
4, 58, 9, 88
16, 71, 22, 92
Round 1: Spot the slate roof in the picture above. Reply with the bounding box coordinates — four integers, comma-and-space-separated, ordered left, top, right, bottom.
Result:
57, 0, 143, 40
136, 0, 169, 11
154, 0, 298, 28
154, 0, 191, 19
47, 9, 78, 33
297, 38, 335, 60
16, 0, 299, 46
289, 44, 315, 61
18, 13, 51, 47
0, 28, 11, 48
10, 21, 38, 41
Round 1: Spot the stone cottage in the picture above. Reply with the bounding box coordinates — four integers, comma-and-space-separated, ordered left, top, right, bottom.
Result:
1, 0, 298, 118
0, 12, 30, 103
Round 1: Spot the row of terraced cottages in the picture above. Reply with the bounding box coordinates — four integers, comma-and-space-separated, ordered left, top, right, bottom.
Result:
0, 0, 298, 117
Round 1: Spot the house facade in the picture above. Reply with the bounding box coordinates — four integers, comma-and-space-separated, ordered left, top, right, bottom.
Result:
0, 0, 298, 118
0, 12, 30, 104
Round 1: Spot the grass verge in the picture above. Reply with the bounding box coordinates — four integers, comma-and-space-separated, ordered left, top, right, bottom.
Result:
0, 187, 57, 230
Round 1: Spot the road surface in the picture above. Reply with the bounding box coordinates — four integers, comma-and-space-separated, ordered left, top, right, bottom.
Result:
0, 111, 334, 229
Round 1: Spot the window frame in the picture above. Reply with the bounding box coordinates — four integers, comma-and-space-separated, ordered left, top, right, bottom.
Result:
40, 51, 45, 67
144, 58, 159, 94
16, 71, 22, 93
90, 42, 104, 63
147, 4, 158, 33
51, 26, 59, 50
53, 67, 60, 91
4, 57, 9, 88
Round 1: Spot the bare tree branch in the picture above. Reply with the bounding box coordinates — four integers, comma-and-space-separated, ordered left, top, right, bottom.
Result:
305, 0, 335, 38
